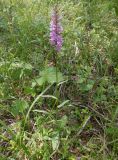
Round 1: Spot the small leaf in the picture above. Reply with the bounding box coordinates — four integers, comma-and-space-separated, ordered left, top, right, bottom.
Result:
24, 87, 36, 96
59, 115, 68, 128
35, 77, 46, 86
10, 99, 29, 117
77, 77, 85, 83
10, 62, 33, 70
24, 63, 33, 70
52, 134, 59, 151
86, 83, 94, 91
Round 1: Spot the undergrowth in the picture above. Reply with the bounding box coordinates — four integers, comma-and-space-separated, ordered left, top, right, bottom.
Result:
0, 0, 118, 160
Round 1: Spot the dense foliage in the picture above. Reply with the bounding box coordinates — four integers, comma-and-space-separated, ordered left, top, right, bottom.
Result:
0, 0, 118, 159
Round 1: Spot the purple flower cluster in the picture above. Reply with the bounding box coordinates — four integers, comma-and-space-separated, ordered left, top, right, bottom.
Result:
50, 6, 63, 52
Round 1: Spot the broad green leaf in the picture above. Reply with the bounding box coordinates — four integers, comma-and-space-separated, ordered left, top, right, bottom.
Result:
40, 67, 64, 84
33, 67, 64, 86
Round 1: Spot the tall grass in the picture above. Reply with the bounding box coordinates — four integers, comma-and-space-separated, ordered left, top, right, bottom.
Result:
0, 0, 118, 159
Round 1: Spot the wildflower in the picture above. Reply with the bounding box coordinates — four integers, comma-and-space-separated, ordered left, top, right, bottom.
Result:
50, 5, 63, 52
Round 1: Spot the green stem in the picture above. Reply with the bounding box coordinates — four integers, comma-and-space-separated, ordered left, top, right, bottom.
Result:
54, 51, 59, 106
55, 52, 58, 89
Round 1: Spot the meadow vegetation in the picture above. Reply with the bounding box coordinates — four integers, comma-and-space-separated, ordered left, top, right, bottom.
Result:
0, 0, 118, 159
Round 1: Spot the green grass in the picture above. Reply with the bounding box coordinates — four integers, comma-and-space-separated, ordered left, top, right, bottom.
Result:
0, 0, 118, 159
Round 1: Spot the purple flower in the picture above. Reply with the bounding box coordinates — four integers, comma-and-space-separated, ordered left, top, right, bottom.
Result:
50, 6, 63, 52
